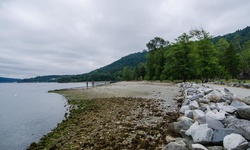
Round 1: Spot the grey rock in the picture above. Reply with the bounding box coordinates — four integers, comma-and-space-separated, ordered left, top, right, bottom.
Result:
197, 98, 209, 104
231, 100, 247, 108
189, 101, 199, 110
191, 144, 208, 150
206, 110, 226, 120
223, 88, 231, 94
237, 106, 250, 120
212, 128, 240, 144
204, 89, 214, 95
193, 109, 205, 121
242, 96, 250, 105
207, 146, 223, 150
198, 116, 224, 129
243, 83, 250, 89
216, 103, 237, 113
223, 133, 248, 150
227, 118, 250, 140
185, 122, 214, 144
172, 116, 194, 134
221, 116, 238, 126
184, 110, 193, 119
180, 105, 191, 114
217, 94, 233, 104
182, 99, 190, 106
163, 142, 188, 150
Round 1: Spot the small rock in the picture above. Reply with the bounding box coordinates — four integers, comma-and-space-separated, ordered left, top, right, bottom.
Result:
165, 135, 176, 143
204, 88, 214, 95
217, 95, 233, 104
193, 109, 205, 121
180, 105, 191, 114
237, 106, 250, 120
171, 116, 194, 134
223, 133, 248, 150
197, 98, 209, 104
191, 143, 208, 150
206, 146, 223, 150
206, 110, 226, 120
184, 110, 193, 119
217, 103, 237, 113
189, 101, 199, 110
162, 142, 188, 150
242, 96, 250, 105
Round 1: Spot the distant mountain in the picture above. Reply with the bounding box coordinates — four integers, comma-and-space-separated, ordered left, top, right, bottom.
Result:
19, 75, 62, 83
0, 77, 21, 83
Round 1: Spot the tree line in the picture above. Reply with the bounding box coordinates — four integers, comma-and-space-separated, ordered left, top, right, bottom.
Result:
123, 27, 250, 82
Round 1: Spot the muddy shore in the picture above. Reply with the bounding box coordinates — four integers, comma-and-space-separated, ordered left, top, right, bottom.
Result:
28, 81, 180, 150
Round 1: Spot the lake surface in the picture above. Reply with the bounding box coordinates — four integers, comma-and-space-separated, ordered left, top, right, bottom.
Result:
0, 83, 86, 150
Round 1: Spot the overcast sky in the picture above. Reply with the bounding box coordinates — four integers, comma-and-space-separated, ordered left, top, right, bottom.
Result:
1, 0, 250, 79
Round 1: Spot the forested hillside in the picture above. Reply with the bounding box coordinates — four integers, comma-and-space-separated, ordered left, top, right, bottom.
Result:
141, 26, 250, 82
57, 51, 147, 82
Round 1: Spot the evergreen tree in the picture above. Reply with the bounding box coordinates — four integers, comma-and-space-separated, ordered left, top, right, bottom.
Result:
190, 28, 221, 81
165, 33, 195, 82
224, 43, 240, 78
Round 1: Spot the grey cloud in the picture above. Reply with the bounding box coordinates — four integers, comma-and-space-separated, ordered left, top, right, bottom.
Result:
0, 0, 250, 78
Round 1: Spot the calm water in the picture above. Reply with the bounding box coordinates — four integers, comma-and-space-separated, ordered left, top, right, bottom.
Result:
0, 83, 86, 150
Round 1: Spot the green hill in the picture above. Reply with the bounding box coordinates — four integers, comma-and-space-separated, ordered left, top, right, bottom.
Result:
213, 26, 250, 46
20, 51, 147, 82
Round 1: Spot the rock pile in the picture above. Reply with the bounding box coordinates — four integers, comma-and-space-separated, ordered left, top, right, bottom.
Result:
213, 81, 250, 89
164, 82, 250, 150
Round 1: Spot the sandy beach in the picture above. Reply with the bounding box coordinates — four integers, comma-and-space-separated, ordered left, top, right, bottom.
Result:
78, 81, 180, 112
28, 81, 180, 150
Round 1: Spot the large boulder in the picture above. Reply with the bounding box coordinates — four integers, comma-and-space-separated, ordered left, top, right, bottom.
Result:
227, 118, 250, 140
223, 133, 248, 150
185, 122, 214, 144
237, 106, 250, 120
198, 116, 224, 129
230, 100, 247, 108
212, 128, 240, 144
